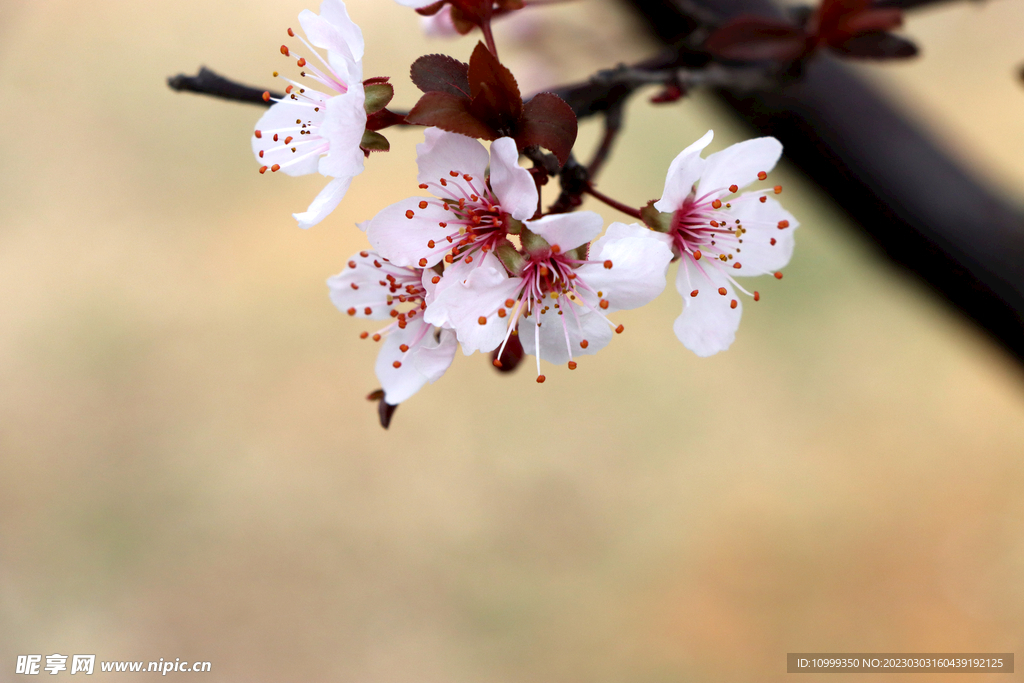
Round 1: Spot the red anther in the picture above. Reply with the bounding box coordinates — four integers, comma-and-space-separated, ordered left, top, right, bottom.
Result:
445, 254, 453, 264
418, 201, 428, 209
551, 245, 561, 254
492, 359, 503, 368
712, 199, 722, 209
419, 183, 429, 189
440, 178, 448, 186
753, 291, 760, 301
774, 185, 782, 194
350, 282, 359, 290
539, 266, 549, 278
372, 333, 381, 342
774, 271, 783, 279
599, 299, 609, 309
497, 308, 507, 318
284, 136, 293, 144
285, 85, 293, 94
759, 196, 767, 203
465, 255, 473, 264
757, 171, 767, 180
287, 28, 295, 37
359, 331, 368, 339
254, 130, 262, 139
770, 238, 777, 246
393, 360, 402, 368
505, 299, 515, 308
273, 134, 279, 142
399, 344, 409, 352
449, 170, 459, 177
431, 275, 440, 284
778, 220, 789, 229
603, 260, 613, 269
418, 258, 427, 267
690, 289, 699, 297
439, 222, 447, 228
478, 316, 487, 325
733, 262, 742, 269
426, 239, 436, 248
615, 324, 624, 334
580, 339, 589, 349
360, 251, 369, 257
364, 307, 372, 315
536, 375, 546, 383
710, 220, 719, 227
389, 309, 399, 318
262, 91, 271, 102
568, 361, 577, 370
258, 150, 264, 158
464, 175, 473, 181
729, 184, 738, 193
297, 58, 306, 67
718, 287, 728, 295
406, 210, 415, 219
693, 250, 702, 260
730, 299, 738, 309
397, 320, 407, 329
259, 166, 268, 174
346, 307, 356, 315
270, 164, 281, 172
280, 45, 290, 56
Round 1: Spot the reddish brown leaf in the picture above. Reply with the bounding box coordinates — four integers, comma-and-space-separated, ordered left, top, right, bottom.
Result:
836, 8, 903, 36
467, 42, 522, 124
514, 93, 578, 167
830, 30, 917, 58
406, 91, 498, 140
704, 15, 809, 61
410, 54, 471, 98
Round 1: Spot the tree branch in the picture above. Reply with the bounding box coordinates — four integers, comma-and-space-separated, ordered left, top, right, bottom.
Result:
168, 67, 281, 106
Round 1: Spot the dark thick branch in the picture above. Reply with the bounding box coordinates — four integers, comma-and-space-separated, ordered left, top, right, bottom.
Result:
624, 0, 1024, 365
168, 67, 281, 106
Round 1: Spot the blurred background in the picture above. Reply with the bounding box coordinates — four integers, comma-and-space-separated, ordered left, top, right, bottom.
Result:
2, 0, 1024, 680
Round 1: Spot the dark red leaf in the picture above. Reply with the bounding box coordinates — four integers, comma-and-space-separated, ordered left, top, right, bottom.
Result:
514, 92, 578, 167
836, 8, 903, 36
410, 54, 471, 98
467, 42, 522, 124
830, 30, 917, 59
704, 15, 809, 61
406, 91, 498, 140
490, 333, 524, 372
414, 1, 446, 16
814, 0, 872, 35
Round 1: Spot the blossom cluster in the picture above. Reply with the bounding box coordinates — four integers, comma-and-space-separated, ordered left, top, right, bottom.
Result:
251, 0, 798, 424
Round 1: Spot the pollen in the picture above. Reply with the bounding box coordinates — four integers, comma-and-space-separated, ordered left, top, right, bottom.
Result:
615, 324, 624, 334
418, 201, 428, 209
372, 333, 381, 342
505, 299, 516, 308
757, 171, 767, 180
710, 220, 719, 227
536, 375, 546, 383
604, 260, 613, 269
406, 210, 415, 219
347, 307, 356, 315
770, 238, 777, 246
733, 262, 742, 269
599, 299, 609, 309
478, 316, 487, 325
580, 339, 589, 349
297, 57, 306, 67
774, 272, 783, 279
712, 199, 722, 209
568, 361, 577, 370
431, 275, 440, 284
693, 250, 702, 260
778, 220, 789, 229
718, 287, 727, 295
730, 299, 738, 309
759, 196, 767, 203
359, 331, 368, 339
419, 183, 428, 189
774, 185, 782, 194
427, 240, 435, 248
498, 308, 507, 318
259, 166, 268, 174
729, 184, 738, 193
690, 289, 699, 297
753, 291, 760, 301
449, 171, 459, 177
493, 359, 503, 368
393, 361, 402, 368
262, 91, 271, 102
287, 28, 295, 36
399, 344, 409, 352
418, 258, 427, 267
254, 130, 262, 139
364, 307, 372, 315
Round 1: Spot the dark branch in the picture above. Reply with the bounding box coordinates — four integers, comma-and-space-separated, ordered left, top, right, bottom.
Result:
168, 67, 280, 106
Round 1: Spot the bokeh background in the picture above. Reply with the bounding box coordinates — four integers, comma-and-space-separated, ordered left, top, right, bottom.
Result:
2, 0, 1024, 680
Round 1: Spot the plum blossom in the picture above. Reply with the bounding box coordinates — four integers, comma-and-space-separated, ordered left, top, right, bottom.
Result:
649, 130, 798, 356
328, 250, 457, 404
424, 214, 673, 381
365, 128, 537, 269
252, 0, 367, 229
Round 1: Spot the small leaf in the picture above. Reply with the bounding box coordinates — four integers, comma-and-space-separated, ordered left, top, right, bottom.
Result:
830, 30, 917, 59
704, 15, 809, 61
467, 42, 522, 123
360, 130, 390, 152
406, 91, 498, 140
514, 93, 578, 167
410, 54, 471, 98
363, 83, 394, 114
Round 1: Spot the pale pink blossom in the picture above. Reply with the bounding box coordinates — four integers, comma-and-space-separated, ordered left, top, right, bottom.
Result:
365, 128, 537, 269
424, 215, 673, 380
328, 250, 457, 404
252, 0, 366, 229
652, 130, 798, 356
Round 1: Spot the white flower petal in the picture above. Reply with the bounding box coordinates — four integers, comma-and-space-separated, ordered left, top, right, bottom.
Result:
673, 259, 742, 356
395, 0, 438, 7
728, 194, 797, 274
317, 0, 365, 62
317, 85, 367, 179
519, 307, 613, 366
488, 137, 537, 221
576, 222, 673, 311
416, 128, 490, 187
654, 129, 713, 212
700, 136, 782, 196
366, 196, 457, 267
526, 211, 603, 254
252, 99, 325, 177
327, 251, 403, 319
293, 176, 352, 229
421, 6, 459, 37
375, 318, 457, 405
299, 1, 363, 84
426, 253, 521, 354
